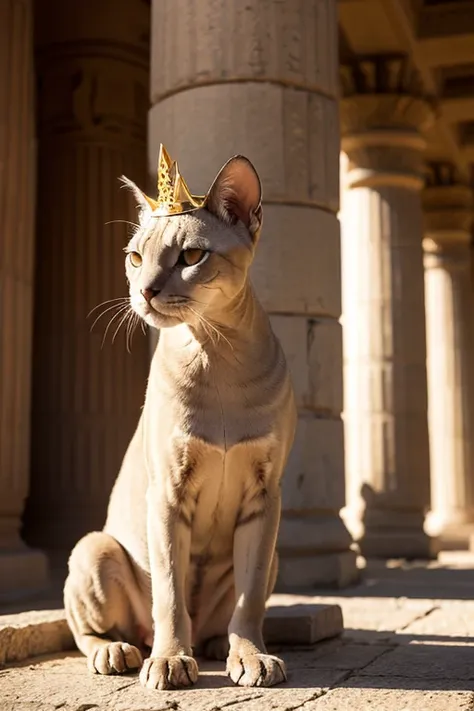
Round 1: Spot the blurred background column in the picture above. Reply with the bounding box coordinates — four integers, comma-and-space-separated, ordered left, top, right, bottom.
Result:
340, 56, 437, 559
423, 163, 474, 549
0, 0, 49, 598
24, 0, 150, 551
149, 0, 358, 587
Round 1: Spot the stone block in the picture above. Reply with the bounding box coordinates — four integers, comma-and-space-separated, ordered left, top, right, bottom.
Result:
151, 0, 339, 100
278, 516, 353, 556
0, 548, 50, 603
264, 598, 343, 646
277, 550, 359, 589
270, 315, 342, 415
0, 609, 74, 666
359, 528, 438, 560
282, 415, 345, 512
253, 205, 341, 316
149, 82, 340, 212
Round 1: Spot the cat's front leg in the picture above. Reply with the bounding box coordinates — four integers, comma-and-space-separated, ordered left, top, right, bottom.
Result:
139, 482, 198, 691
227, 481, 286, 688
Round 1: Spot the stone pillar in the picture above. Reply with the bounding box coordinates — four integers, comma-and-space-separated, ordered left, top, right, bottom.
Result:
149, 0, 357, 588
24, 0, 150, 551
423, 163, 474, 548
340, 56, 437, 558
0, 0, 49, 598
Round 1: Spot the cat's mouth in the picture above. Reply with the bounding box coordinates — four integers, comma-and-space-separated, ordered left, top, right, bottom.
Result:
133, 298, 187, 329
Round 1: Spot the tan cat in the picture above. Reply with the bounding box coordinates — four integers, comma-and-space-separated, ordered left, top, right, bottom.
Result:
63, 149, 297, 691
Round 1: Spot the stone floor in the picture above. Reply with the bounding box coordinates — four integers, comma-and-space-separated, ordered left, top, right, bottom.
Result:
2, 552, 474, 710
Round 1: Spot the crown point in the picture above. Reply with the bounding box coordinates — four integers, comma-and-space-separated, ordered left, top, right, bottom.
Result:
153, 143, 206, 217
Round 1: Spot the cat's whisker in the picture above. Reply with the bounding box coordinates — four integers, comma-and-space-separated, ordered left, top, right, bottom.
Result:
101, 305, 130, 348
89, 300, 130, 332
131, 313, 141, 352
133, 313, 144, 351
126, 312, 140, 353
111, 308, 133, 346
194, 309, 233, 351
104, 219, 140, 229
187, 306, 215, 346
187, 306, 234, 351
127, 313, 136, 353
88, 297, 129, 319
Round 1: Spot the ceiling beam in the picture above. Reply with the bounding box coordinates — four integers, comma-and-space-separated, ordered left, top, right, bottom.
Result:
418, 35, 474, 69
441, 97, 474, 124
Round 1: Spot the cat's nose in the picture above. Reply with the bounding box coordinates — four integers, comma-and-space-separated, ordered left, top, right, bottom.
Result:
141, 287, 160, 303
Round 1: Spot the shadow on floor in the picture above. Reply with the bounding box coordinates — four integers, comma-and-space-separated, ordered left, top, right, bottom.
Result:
6, 630, 474, 695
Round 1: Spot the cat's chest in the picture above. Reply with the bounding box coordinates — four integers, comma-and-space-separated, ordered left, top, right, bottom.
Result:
150, 375, 278, 449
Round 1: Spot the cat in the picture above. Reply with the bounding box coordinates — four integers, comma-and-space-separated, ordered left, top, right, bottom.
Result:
63, 152, 297, 690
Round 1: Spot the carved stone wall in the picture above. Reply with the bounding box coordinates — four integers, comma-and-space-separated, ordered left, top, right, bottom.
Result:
24, 0, 150, 550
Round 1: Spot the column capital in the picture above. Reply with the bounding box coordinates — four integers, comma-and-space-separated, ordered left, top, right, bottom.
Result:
340, 55, 435, 135
35, 0, 149, 145
340, 56, 435, 191
422, 162, 473, 258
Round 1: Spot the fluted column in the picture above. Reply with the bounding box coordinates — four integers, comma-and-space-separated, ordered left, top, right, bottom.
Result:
340, 56, 437, 558
149, 0, 357, 588
0, 0, 49, 598
423, 163, 474, 547
24, 0, 150, 550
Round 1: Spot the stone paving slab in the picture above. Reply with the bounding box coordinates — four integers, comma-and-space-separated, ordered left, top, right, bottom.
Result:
309, 679, 474, 710
0, 652, 348, 711
402, 602, 474, 640
3, 557, 474, 709
360, 642, 474, 681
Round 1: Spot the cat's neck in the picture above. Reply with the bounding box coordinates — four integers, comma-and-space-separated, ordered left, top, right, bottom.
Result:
154, 281, 274, 365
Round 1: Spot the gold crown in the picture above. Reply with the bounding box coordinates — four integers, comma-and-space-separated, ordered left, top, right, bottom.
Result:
145, 144, 207, 217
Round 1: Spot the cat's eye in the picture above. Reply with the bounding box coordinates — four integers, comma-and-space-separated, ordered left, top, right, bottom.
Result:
129, 251, 142, 268
179, 249, 205, 266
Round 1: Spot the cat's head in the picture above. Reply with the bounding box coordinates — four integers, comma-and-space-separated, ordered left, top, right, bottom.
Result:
121, 155, 262, 329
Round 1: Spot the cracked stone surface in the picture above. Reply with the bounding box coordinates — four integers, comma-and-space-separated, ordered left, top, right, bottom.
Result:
2, 554, 474, 709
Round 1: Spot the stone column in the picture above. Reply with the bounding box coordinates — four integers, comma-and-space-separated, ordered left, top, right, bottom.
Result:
340, 56, 437, 558
423, 163, 474, 548
24, 0, 150, 551
149, 0, 357, 588
0, 0, 49, 598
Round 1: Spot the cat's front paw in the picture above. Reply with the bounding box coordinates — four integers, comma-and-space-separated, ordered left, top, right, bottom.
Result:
226, 652, 286, 687
139, 655, 198, 690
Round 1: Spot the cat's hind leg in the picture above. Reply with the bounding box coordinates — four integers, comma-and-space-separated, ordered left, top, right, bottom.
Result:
64, 531, 145, 675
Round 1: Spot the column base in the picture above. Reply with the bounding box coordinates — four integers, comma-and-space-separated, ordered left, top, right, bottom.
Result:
0, 546, 50, 603
436, 524, 474, 551
276, 551, 359, 590
426, 513, 474, 551
358, 530, 439, 560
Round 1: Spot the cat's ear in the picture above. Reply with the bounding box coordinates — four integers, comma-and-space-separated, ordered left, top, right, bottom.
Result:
120, 176, 157, 224
205, 156, 262, 240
